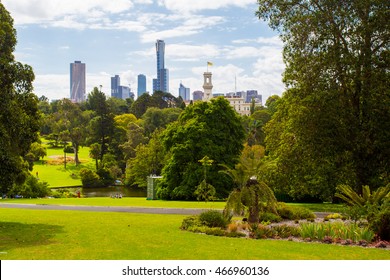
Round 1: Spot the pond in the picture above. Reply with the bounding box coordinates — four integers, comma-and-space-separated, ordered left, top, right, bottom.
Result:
53, 186, 146, 198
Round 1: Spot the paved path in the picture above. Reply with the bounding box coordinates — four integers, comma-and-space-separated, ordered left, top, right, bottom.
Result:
0, 203, 211, 215
0, 202, 330, 218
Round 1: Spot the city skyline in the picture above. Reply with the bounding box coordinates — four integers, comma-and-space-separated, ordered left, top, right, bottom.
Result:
3, 0, 285, 102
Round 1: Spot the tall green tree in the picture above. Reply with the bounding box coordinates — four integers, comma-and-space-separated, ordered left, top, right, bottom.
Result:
52, 99, 89, 165
141, 107, 182, 136
159, 97, 246, 200
86, 87, 115, 161
0, 3, 41, 193
125, 129, 167, 187
258, 0, 390, 199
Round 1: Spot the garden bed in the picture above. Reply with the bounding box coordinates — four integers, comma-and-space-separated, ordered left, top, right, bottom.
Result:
181, 210, 390, 249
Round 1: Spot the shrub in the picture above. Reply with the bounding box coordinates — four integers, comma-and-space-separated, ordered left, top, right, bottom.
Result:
205, 227, 225, 236
96, 168, 115, 187
259, 212, 282, 223
227, 223, 238, 233
272, 224, 300, 238
199, 210, 229, 228
250, 224, 275, 239
277, 203, 315, 220
181, 216, 201, 230
9, 176, 50, 198
325, 213, 344, 220
368, 206, 390, 241
79, 168, 103, 188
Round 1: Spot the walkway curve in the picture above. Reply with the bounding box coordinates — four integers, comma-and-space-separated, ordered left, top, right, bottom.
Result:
0, 202, 330, 218
0, 203, 213, 215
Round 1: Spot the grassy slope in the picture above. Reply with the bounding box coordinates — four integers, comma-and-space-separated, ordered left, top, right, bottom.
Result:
32, 144, 94, 187
1, 208, 389, 260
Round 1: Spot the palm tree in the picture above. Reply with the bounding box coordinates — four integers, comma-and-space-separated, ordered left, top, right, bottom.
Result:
220, 145, 277, 223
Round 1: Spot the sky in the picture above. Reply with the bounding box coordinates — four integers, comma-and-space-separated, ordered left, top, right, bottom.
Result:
3, 0, 286, 102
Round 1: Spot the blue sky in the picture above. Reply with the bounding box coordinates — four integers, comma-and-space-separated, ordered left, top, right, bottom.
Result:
3, 0, 285, 102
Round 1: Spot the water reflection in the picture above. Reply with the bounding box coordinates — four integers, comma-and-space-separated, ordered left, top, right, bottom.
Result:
54, 186, 146, 198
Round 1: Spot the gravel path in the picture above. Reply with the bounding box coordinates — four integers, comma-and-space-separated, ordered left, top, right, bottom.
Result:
0, 202, 330, 217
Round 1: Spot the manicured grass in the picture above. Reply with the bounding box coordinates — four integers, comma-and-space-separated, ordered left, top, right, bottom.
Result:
0, 197, 226, 209
32, 145, 94, 187
288, 203, 346, 213
1, 208, 389, 260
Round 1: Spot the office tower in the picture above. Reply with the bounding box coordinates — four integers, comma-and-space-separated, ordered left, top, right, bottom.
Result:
153, 40, 169, 93
179, 83, 190, 101
70, 61, 86, 103
202, 71, 213, 101
246, 90, 262, 105
193, 90, 204, 101
137, 74, 147, 98
111, 75, 121, 99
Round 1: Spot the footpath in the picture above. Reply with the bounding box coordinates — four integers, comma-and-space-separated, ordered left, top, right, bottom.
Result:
0, 202, 329, 218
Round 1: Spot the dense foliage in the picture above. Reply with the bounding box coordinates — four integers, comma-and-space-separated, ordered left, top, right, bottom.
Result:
257, 0, 390, 200
158, 97, 246, 200
0, 3, 41, 194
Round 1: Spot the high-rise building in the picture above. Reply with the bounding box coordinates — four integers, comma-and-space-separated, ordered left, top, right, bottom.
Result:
111, 75, 121, 99
179, 83, 190, 101
137, 74, 147, 98
153, 40, 169, 93
70, 61, 86, 103
246, 90, 262, 105
193, 90, 204, 101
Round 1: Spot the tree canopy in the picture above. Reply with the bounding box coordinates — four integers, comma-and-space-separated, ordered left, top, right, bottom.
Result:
0, 3, 41, 193
158, 97, 246, 200
257, 0, 390, 200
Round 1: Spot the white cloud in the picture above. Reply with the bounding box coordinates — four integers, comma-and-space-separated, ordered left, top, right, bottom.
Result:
140, 15, 225, 42
158, 0, 255, 13
3, 0, 134, 25
167, 44, 220, 60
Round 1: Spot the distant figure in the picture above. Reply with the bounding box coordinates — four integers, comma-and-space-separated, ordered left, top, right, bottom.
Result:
119, 193, 122, 199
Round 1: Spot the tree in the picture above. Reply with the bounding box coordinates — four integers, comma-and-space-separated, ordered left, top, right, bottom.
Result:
0, 3, 41, 193
89, 143, 101, 170
125, 129, 167, 188
52, 99, 89, 165
141, 107, 182, 136
257, 0, 390, 199
159, 97, 246, 200
194, 156, 216, 202
220, 144, 277, 223
86, 87, 115, 161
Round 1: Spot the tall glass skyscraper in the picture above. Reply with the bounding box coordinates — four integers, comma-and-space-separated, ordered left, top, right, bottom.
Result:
111, 75, 120, 99
70, 61, 86, 103
153, 40, 169, 93
179, 83, 190, 101
137, 74, 146, 98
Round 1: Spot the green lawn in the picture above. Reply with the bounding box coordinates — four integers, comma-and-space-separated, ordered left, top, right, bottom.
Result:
1, 208, 389, 260
32, 145, 94, 187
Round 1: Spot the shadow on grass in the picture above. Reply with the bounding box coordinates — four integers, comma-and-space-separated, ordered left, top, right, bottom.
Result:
0, 222, 64, 251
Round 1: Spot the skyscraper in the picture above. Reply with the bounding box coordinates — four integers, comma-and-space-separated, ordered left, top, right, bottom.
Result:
153, 40, 169, 93
179, 83, 190, 101
70, 61, 86, 102
137, 74, 147, 98
111, 75, 120, 99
